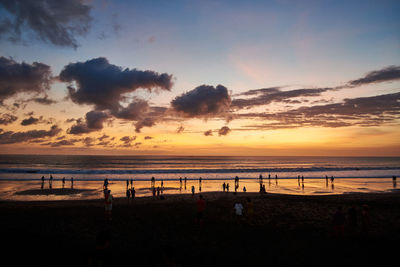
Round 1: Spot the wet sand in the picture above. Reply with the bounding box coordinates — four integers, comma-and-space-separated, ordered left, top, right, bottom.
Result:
1, 191, 400, 266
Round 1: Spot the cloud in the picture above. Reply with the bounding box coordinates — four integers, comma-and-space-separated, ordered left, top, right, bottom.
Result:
0, 56, 52, 103
0, 125, 61, 144
218, 126, 231, 136
111, 99, 149, 120
171, 84, 231, 118
68, 110, 109, 135
20, 116, 39, 126
0, 113, 17, 125
232, 87, 332, 110
176, 125, 184, 133
119, 135, 137, 147
144, 136, 153, 140
30, 95, 57, 105
238, 92, 400, 130
204, 130, 213, 136
0, 0, 92, 48
60, 57, 173, 111
347, 65, 400, 87
135, 117, 156, 133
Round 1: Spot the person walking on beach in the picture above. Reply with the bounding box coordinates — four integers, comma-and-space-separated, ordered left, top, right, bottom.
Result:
234, 202, 244, 222
223, 182, 226, 192
157, 186, 161, 197
234, 176, 239, 189
103, 178, 109, 190
126, 187, 131, 204
151, 177, 155, 188
104, 190, 113, 221
126, 179, 129, 189
196, 194, 206, 226
191, 185, 195, 196
161, 180, 164, 193
180, 177, 182, 189
131, 187, 136, 199
41, 176, 45, 189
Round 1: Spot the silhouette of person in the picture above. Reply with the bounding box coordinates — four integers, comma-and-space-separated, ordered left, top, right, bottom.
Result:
246, 197, 254, 220
184, 177, 187, 190
243, 186, 247, 192
41, 176, 44, 189
152, 187, 156, 197
393, 176, 397, 188
151, 177, 155, 188
199, 177, 202, 186
49, 175, 53, 189
330, 176, 334, 183
131, 187, 136, 199
226, 183, 229, 192
104, 190, 113, 221
348, 205, 358, 233
161, 180, 164, 193
223, 182, 226, 192
103, 178, 108, 190
126, 187, 131, 203
332, 206, 345, 237
157, 186, 161, 197
196, 194, 206, 225
71, 177, 74, 189
62, 177, 65, 189
191, 185, 195, 195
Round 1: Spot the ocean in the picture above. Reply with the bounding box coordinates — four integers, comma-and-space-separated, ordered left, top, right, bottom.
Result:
0, 155, 399, 200
0, 155, 399, 181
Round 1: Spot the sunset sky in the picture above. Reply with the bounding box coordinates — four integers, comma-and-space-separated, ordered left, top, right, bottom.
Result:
0, 0, 399, 156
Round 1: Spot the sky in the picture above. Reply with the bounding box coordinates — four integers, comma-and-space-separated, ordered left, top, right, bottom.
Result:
0, 0, 399, 156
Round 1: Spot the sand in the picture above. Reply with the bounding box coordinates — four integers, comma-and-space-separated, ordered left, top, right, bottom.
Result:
1, 191, 399, 266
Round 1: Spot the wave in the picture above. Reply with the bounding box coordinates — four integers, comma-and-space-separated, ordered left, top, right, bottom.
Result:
0, 166, 399, 175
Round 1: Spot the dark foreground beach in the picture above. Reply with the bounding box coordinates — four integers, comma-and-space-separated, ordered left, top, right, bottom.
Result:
1, 191, 400, 267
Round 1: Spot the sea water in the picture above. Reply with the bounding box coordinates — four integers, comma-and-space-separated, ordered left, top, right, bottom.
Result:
0, 155, 399, 200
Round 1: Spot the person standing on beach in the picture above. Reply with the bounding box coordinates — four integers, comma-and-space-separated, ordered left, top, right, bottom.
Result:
330, 176, 334, 183
184, 177, 187, 190
226, 183, 229, 192
196, 194, 206, 226
62, 177, 65, 189
223, 182, 226, 192
103, 178, 108, 190
392, 176, 397, 188
179, 177, 182, 189
41, 176, 45, 189
71, 177, 74, 189
49, 175, 53, 189
131, 187, 136, 199
151, 177, 155, 188
104, 190, 113, 221
126, 187, 131, 204
191, 185, 195, 196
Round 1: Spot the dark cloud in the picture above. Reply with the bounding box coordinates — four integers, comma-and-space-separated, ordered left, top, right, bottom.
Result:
135, 117, 156, 133
232, 87, 332, 110
238, 92, 400, 130
0, 0, 92, 48
112, 99, 149, 120
59, 57, 173, 111
347, 65, 400, 87
0, 113, 17, 125
176, 125, 184, 133
30, 95, 57, 105
144, 136, 153, 140
0, 125, 61, 144
44, 138, 80, 147
119, 135, 137, 147
218, 126, 231, 136
20, 116, 39, 126
204, 130, 213, 136
171, 84, 231, 118
0, 56, 52, 103
98, 134, 109, 141
82, 137, 95, 147
68, 110, 109, 135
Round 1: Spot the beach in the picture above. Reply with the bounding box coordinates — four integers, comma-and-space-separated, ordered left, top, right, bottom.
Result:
1, 190, 399, 266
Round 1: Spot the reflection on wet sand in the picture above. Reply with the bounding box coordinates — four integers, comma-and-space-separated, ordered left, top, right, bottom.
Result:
0, 177, 398, 201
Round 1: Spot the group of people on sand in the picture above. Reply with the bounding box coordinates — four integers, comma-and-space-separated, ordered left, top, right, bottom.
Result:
40, 175, 74, 189
126, 179, 136, 203
332, 204, 370, 237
